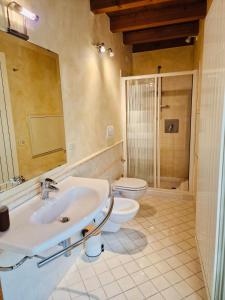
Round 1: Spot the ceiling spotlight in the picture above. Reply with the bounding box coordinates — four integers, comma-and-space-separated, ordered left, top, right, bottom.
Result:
96, 43, 106, 54
108, 48, 114, 57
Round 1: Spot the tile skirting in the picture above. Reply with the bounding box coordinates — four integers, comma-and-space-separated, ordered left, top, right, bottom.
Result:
0, 141, 123, 210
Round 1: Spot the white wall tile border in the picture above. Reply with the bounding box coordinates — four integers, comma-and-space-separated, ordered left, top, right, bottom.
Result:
0, 141, 123, 210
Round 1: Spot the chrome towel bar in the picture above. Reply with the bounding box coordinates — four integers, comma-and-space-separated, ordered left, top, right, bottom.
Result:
0, 195, 114, 272
37, 195, 114, 268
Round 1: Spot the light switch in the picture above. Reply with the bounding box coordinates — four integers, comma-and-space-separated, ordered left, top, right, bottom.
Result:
106, 125, 114, 138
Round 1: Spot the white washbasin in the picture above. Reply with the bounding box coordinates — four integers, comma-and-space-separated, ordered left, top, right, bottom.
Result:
0, 177, 109, 255
30, 187, 99, 224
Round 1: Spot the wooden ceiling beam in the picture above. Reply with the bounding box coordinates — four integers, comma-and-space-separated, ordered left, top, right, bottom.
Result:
90, 0, 176, 14
124, 21, 199, 45
132, 38, 194, 52
110, 1, 206, 32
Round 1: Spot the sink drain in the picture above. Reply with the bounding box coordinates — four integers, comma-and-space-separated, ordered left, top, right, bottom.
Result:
59, 216, 70, 223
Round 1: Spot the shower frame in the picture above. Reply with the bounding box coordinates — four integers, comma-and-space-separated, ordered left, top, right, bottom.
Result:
121, 70, 198, 194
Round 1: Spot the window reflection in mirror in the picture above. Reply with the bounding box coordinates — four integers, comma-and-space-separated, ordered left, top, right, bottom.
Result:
0, 30, 66, 193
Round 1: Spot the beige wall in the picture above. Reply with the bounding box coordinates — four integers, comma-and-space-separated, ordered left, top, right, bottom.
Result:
0, 0, 132, 166
132, 46, 194, 75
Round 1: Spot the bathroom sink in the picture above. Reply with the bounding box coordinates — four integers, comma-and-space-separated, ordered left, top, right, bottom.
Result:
30, 187, 99, 224
0, 177, 109, 255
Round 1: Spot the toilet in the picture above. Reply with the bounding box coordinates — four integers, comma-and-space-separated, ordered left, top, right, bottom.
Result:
112, 177, 148, 200
102, 197, 140, 232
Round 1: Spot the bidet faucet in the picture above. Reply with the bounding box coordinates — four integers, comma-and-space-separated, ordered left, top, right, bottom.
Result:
41, 178, 59, 200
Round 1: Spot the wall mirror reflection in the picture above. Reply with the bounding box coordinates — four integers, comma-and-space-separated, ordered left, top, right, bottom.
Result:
0, 30, 66, 193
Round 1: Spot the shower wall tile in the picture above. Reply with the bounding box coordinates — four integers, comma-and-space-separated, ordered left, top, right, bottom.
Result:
160, 75, 193, 180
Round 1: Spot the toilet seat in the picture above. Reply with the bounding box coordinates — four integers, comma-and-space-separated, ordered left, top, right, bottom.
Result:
113, 177, 147, 191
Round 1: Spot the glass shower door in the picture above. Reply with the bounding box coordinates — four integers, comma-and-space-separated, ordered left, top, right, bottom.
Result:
126, 78, 157, 187
124, 73, 193, 191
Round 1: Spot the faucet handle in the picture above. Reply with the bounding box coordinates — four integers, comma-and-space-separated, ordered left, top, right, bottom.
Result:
45, 178, 57, 185
41, 178, 57, 188
48, 184, 59, 191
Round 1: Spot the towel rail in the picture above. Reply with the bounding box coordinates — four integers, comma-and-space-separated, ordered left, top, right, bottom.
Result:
0, 195, 114, 271
37, 195, 114, 268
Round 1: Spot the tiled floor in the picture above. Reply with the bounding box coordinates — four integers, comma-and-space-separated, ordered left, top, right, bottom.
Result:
49, 193, 207, 300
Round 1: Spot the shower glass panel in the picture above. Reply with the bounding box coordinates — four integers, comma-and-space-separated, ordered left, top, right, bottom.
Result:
126, 78, 157, 187
159, 75, 193, 190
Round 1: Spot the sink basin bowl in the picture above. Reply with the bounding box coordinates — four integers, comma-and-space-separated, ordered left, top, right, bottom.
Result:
31, 187, 99, 224
0, 176, 109, 255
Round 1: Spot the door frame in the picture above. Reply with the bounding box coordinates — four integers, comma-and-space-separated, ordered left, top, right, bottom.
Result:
121, 70, 198, 193
212, 98, 225, 299
0, 52, 19, 185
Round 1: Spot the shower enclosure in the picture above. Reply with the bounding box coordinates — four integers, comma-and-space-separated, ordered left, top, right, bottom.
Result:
121, 71, 197, 192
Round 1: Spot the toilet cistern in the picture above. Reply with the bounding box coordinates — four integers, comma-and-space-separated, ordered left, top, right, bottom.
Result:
41, 178, 59, 200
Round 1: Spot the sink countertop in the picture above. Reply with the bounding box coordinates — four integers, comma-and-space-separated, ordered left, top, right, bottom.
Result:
0, 177, 109, 256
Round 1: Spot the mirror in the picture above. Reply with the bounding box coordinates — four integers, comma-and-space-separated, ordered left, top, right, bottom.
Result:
0, 30, 66, 193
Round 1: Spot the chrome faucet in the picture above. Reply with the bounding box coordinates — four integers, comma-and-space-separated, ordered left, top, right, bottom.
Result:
41, 178, 59, 200
10, 176, 26, 185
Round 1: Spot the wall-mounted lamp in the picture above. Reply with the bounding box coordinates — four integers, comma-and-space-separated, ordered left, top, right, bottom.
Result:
185, 36, 198, 44
107, 48, 114, 57
96, 43, 106, 54
7, 1, 39, 40
95, 43, 114, 58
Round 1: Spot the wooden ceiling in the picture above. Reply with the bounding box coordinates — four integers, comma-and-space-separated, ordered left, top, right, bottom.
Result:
90, 0, 207, 52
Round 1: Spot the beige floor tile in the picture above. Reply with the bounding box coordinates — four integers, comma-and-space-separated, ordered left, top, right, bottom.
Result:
144, 265, 161, 279
147, 293, 165, 300
111, 266, 128, 280
175, 265, 194, 279
174, 280, 194, 298
103, 282, 122, 298
98, 270, 114, 286
51, 195, 205, 300
161, 286, 182, 300
185, 275, 204, 291
155, 261, 172, 274
124, 287, 145, 300
131, 270, 149, 285
117, 275, 136, 292
164, 270, 182, 285
152, 275, 171, 291
138, 281, 158, 298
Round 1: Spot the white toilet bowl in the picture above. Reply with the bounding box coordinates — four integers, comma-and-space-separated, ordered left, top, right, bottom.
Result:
113, 177, 147, 201
102, 197, 140, 232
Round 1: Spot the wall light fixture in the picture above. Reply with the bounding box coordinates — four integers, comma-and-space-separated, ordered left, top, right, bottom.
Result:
7, 1, 39, 40
95, 43, 114, 58
185, 36, 198, 44
107, 48, 114, 57
96, 43, 106, 54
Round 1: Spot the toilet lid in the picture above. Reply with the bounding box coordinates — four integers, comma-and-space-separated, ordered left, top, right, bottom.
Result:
113, 177, 147, 191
